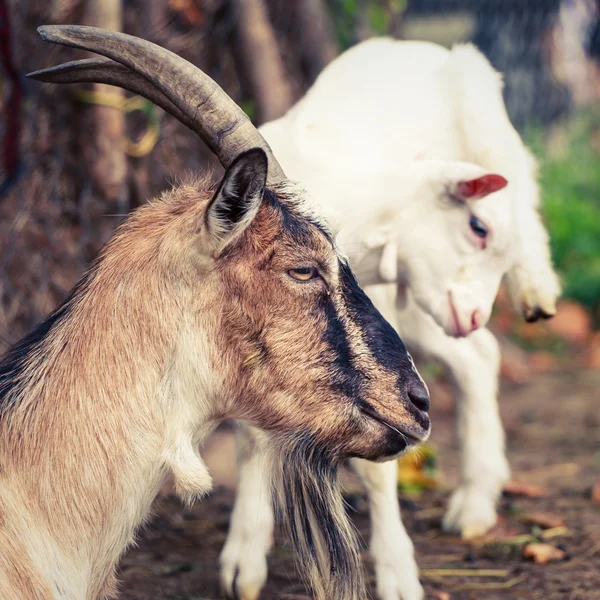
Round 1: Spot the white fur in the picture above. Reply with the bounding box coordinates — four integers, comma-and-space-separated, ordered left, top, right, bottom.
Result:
351, 457, 422, 600
222, 38, 558, 600
392, 288, 510, 539
219, 428, 274, 600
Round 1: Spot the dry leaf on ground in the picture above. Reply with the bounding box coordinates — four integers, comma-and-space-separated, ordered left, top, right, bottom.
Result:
503, 481, 546, 498
524, 543, 566, 564
521, 512, 566, 529
433, 592, 452, 600
397, 443, 439, 491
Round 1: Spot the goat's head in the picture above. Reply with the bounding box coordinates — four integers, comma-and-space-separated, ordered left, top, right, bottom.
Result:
292, 158, 515, 339
381, 160, 512, 337
29, 26, 430, 599
395, 158, 560, 333
195, 150, 431, 461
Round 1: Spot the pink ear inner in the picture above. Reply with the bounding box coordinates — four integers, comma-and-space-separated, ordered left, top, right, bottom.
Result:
457, 174, 508, 200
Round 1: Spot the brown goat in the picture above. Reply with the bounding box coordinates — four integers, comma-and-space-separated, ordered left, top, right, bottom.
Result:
0, 26, 430, 600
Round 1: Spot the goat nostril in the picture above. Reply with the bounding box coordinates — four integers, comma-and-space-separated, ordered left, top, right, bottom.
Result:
471, 309, 482, 331
408, 385, 430, 413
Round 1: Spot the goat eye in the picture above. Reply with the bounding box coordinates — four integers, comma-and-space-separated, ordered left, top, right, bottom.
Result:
288, 267, 318, 281
469, 215, 488, 239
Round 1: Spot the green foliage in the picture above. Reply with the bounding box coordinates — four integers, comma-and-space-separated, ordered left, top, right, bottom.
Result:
240, 99, 256, 123
526, 109, 600, 316
328, 0, 360, 49
327, 0, 406, 49
367, 3, 390, 35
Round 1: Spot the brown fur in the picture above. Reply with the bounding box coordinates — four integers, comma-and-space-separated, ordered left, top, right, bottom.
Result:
22, 26, 431, 598
0, 164, 428, 599
217, 214, 425, 457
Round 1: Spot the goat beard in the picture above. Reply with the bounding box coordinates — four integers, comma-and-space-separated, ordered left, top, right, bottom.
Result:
267, 433, 365, 600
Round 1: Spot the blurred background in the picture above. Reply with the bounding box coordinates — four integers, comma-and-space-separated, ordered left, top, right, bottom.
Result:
1, 1, 599, 599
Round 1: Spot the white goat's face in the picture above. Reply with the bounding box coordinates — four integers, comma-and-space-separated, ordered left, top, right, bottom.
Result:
389, 161, 513, 337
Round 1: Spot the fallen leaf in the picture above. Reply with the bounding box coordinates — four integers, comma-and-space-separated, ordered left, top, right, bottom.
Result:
503, 481, 546, 498
523, 543, 566, 564
433, 592, 452, 600
591, 476, 600, 504
521, 512, 565, 529
397, 443, 440, 491
482, 525, 570, 548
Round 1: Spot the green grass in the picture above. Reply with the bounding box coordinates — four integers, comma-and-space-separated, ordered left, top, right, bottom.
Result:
526, 109, 600, 317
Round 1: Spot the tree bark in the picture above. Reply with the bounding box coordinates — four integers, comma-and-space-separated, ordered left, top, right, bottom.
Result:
231, 0, 294, 124
127, 0, 166, 208
83, 0, 127, 204
293, 0, 338, 83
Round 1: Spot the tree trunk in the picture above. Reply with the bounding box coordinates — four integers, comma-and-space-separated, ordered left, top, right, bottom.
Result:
127, 0, 166, 208
231, 0, 294, 124
83, 0, 127, 204
293, 0, 338, 83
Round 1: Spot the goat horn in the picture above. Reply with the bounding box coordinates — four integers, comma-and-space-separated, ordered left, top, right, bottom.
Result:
28, 58, 194, 129
28, 25, 286, 183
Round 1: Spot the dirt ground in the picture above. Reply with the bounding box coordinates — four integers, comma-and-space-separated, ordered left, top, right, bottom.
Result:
119, 369, 600, 600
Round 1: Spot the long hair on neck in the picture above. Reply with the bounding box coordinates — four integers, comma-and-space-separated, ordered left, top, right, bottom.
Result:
269, 432, 364, 600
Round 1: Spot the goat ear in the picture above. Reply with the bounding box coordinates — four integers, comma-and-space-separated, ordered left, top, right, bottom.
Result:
455, 174, 508, 200
206, 148, 268, 248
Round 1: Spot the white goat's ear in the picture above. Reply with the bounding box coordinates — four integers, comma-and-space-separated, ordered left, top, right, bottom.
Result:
206, 148, 268, 249
454, 173, 508, 200
416, 160, 508, 202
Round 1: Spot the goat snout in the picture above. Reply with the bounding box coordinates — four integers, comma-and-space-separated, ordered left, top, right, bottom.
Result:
446, 290, 485, 338
524, 304, 555, 323
407, 380, 430, 413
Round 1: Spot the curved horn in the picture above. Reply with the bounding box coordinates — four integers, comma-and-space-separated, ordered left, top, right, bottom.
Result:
28, 58, 193, 130
30, 25, 286, 183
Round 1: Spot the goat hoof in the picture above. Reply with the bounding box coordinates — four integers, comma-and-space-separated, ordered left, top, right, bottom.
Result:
220, 548, 267, 600
442, 485, 498, 539
524, 304, 555, 323
375, 564, 424, 600
370, 525, 423, 600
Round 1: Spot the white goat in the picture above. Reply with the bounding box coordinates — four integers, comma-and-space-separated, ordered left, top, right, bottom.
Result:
2, 27, 432, 600
220, 39, 561, 600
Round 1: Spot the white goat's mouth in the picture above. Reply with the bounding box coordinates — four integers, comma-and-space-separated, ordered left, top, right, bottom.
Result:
447, 290, 468, 338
